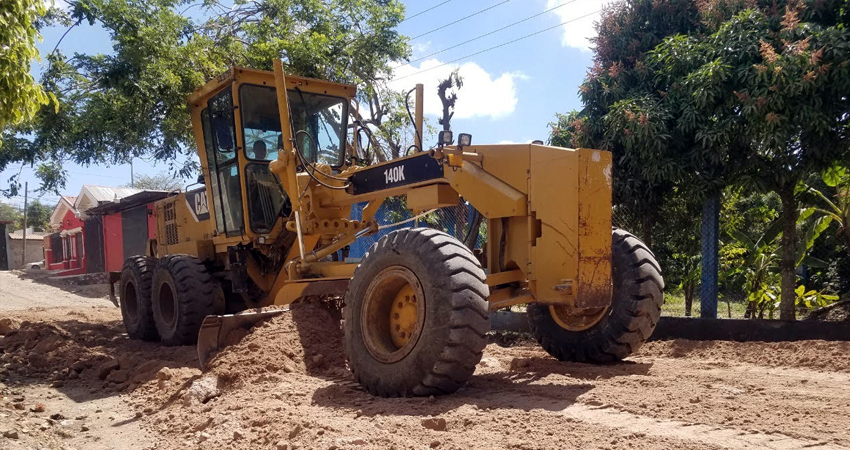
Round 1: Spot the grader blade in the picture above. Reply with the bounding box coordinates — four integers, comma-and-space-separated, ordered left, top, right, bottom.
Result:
197, 308, 288, 369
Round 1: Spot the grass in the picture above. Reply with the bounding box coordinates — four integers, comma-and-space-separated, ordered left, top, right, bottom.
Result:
662, 290, 750, 319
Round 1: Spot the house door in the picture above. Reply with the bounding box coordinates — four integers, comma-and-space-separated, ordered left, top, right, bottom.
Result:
84, 218, 105, 273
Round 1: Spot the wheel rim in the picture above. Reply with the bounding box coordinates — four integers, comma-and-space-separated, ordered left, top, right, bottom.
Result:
549, 304, 608, 332
360, 266, 425, 363
124, 281, 138, 322
157, 280, 177, 329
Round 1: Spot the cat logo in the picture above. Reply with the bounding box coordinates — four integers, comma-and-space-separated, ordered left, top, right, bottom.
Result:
185, 188, 211, 222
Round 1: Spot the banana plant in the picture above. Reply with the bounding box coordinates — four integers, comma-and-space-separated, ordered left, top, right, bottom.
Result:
728, 223, 781, 319
675, 254, 701, 316
806, 164, 850, 259
729, 209, 832, 319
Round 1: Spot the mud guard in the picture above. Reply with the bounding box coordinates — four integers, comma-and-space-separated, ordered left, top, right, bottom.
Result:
196, 308, 288, 369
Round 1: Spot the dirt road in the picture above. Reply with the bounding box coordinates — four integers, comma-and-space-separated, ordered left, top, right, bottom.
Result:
0, 270, 114, 311
1, 270, 850, 450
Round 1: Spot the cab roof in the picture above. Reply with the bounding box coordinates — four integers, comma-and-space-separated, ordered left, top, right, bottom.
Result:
187, 66, 358, 107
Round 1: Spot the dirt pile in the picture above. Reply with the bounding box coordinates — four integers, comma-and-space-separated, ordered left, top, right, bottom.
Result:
207, 302, 348, 385
1, 318, 112, 382
0, 308, 195, 392
640, 339, 850, 372
806, 299, 850, 321
131, 302, 356, 450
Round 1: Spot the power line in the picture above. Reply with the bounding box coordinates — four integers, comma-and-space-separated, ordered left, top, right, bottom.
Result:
66, 170, 127, 180
394, 9, 601, 82
410, 0, 512, 41
411, 0, 577, 64
401, 0, 455, 23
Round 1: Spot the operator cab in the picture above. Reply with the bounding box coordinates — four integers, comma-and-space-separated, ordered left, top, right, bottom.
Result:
190, 67, 356, 239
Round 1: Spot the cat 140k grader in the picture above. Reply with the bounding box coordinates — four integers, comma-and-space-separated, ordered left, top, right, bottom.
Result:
111, 60, 664, 397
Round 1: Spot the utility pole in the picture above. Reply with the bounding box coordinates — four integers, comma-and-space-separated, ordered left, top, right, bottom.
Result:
21, 182, 28, 268
130, 159, 135, 188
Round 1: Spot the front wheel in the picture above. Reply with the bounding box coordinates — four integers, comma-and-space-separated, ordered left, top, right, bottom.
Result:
344, 228, 490, 397
527, 228, 664, 362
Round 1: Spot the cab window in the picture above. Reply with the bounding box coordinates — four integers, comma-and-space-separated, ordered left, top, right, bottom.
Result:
290, 88, 347, 167
238, 84, 348, 167
200, 109, 226, 233
207, 87, 243, 236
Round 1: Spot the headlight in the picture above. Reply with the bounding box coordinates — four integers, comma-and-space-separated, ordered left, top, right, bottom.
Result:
438, 130, 453, 146
458, 133, 472, 147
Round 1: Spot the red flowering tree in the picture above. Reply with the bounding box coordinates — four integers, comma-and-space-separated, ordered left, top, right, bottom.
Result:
553, 0, 850, 319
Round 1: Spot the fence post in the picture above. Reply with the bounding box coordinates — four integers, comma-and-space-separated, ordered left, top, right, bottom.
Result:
700, 194, 720, 318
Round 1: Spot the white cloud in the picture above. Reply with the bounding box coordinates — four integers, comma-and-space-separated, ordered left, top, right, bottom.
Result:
413, 41, 432, 56
389, 60, 524, 120
547, 0, 606, 52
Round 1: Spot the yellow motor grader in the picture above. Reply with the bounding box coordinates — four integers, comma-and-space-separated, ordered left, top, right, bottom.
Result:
113, 61, 664, 397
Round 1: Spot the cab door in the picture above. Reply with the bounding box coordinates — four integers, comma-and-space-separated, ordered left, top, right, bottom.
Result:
202, 86, 245, 237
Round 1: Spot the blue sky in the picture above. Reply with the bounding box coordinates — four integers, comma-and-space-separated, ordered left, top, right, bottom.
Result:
1, 0, 604, 209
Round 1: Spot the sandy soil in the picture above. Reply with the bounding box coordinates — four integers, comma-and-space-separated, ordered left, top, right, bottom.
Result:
2, 270, 850, 450
0, 270, 114, 311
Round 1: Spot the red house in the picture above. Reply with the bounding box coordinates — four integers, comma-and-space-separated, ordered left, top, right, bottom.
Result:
85, 190, 170, 272
44, 186, 171, 275
45, 196, 85, 273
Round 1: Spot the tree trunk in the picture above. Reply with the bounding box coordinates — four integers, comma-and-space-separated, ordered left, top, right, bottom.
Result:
779, 189, 799, 321
745, 301, 755, 319
843, 231, 850, 261
684, 286, 693, 317
641, 213, 653, 249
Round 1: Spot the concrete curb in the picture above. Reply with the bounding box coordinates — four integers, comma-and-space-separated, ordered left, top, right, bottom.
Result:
489, 311, 850, 342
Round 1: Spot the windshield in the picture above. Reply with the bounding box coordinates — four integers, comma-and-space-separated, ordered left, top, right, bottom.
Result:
239, 84, 347, 167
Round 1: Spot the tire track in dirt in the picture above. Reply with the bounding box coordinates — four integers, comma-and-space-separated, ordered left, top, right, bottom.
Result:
561, 403, 847, 450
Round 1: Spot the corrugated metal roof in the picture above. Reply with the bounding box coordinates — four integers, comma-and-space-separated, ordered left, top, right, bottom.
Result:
85, 190, 172, 215
8, 230, 48, 240
75, 185, 143, 212
82, 186, 142, 203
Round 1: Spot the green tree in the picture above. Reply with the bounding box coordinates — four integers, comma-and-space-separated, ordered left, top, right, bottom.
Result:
554, 0, 850, 320
23, 199, 52, 231
550, 0, 707, 248
127, 173, 184, 192
0, 203, 23, 232
0, 0, 51, 135
1, 0, 409, 193
650, 5, 850, 320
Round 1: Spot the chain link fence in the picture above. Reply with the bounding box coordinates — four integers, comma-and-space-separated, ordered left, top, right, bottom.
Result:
613, 203, 749, 319
347, 198, 485, 260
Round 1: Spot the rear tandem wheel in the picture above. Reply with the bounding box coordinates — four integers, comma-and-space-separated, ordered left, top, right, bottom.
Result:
119, 255, 159, 341
151, 254, 224, 346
